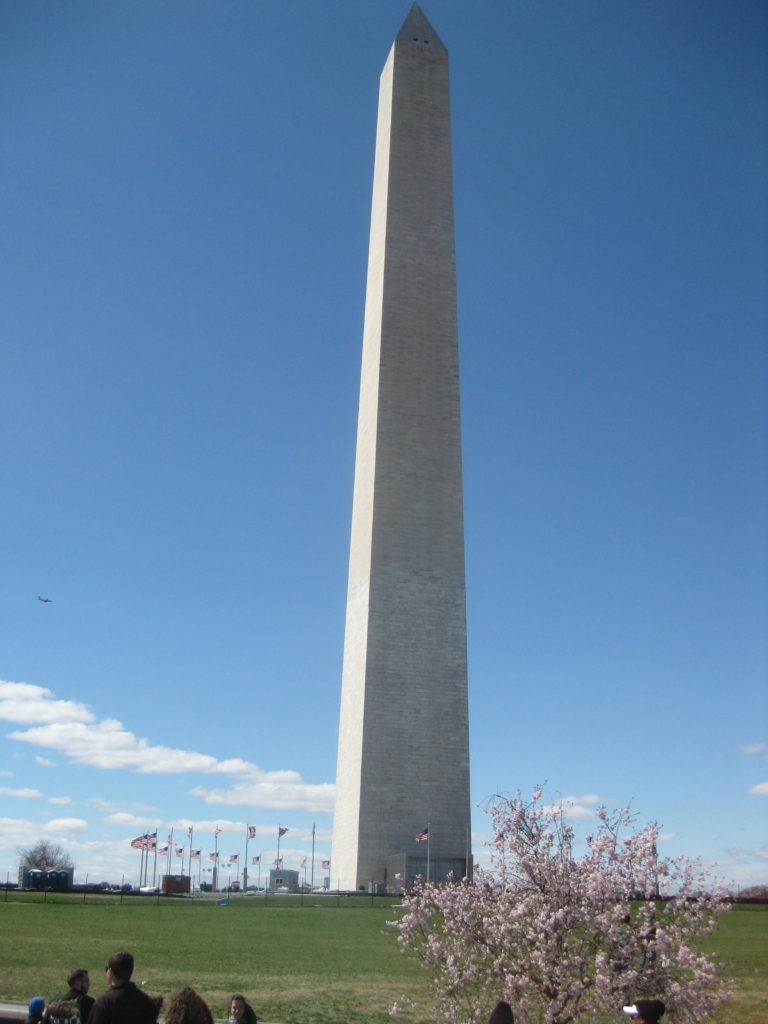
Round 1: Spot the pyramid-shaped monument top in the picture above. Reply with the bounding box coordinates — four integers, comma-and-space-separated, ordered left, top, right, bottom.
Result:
395, 3, 446, 53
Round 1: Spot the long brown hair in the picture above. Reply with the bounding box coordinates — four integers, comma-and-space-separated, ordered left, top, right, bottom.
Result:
165, 988, 213, 1024
229, 994, 257, 1024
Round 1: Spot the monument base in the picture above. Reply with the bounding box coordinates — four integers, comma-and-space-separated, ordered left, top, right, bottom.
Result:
385, 853, 471, 894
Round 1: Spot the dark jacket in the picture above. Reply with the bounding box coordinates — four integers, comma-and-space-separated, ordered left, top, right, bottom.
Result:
88, 982, 158, 1024
54, 988, 95, 1024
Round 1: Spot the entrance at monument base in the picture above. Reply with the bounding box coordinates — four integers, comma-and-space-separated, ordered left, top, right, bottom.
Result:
385, 853, 471, 894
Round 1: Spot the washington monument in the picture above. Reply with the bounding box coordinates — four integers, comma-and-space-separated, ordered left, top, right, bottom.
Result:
331, 5, 470, 893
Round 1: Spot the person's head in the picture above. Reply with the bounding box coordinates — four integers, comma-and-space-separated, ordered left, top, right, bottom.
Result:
230, 995, 256, 1023
28, 998, 45, 1019
165, 987, 212, 1024
229, 996, 247, 1020
623, 1000, 666, 1024
67, 969, 90, 993
489, 1001, 514, 1024
106, 952, 134, 983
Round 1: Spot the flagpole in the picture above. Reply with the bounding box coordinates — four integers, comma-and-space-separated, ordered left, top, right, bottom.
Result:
213, 826, 220, 891
276, 824, 282, 868
244, 824, 249, 891
152, 831, 158, 886
310, 823, 316, 892
188, 826, 194, 880
427, 822, 431, 884
167, 827, 174, 884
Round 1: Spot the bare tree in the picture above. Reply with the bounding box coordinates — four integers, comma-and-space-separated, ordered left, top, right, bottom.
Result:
18, 839, 74, 871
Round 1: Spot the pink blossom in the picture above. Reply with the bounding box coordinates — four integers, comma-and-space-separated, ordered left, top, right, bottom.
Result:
389, 787, 732, 1024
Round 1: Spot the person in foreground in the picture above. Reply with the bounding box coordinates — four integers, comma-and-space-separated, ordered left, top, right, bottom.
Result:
623, 999, 666, 1024
88, 952, 160, 1024
228, 994, 257, 1024
164, 987, 213, 1024
26, 997, 45, 1024
52, 968, 94, 1024
488, 1000, 514, 1024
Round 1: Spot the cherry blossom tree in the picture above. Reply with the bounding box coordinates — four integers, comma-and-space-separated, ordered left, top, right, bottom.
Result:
390, 788, 732, 1024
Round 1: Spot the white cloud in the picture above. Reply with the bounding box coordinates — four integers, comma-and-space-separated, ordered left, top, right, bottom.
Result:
48, 796, 72, 805
542, 794, 602, 821
2, 678, 333, 813
89, 794, 156, 811
189, 779, 335, 812
0, 680, 94, 725
0, 817, 42, 848
747, 781, 768, 796
0, 816, 89, 848
89, 798, 122, 812
712, 844, 768, 889
103, 812, 159, 828
0, 787, 42, 799
0, 770, 12, 777
35, 756, 55, 766
724, 843, 768, 863
741, 743, 766, 755
9, 719, 225, 773
160, 819, 331, 843
46, 818, 89, 833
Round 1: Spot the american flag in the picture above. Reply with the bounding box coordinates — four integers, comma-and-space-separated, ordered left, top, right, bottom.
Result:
415, 827, 429, 842
167, 833, 173, 845
175, 846, 184, 857
321, 859, 330, 869
300, 858, 306, 869
158, 845, 169, 855
190, 850, 201, 860
187, 826, 193, 839
248, 825, 256, 839
209, 852, 219, 862
130, 833, 146, 849
147, 836, 157, 850
229, 854, 239, 863
278, 825, 289, 837
215, 825, 222, 837
273, 857, 283, 867
252, 856, 260, 865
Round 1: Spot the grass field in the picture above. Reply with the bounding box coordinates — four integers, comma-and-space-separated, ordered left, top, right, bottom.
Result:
699, 903, 767, 1024
0, 893, 764, 1024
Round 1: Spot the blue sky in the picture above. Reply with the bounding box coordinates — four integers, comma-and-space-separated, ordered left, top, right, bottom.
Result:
1, 0, 766, 891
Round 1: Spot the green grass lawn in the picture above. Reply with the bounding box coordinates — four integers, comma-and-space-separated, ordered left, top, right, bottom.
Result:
699, 903, 767, 1024
0, 893, 764, 1024
0, 893, 430, 1024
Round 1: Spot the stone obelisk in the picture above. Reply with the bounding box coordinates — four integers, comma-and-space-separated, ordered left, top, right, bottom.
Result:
331, 4, 470, 893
